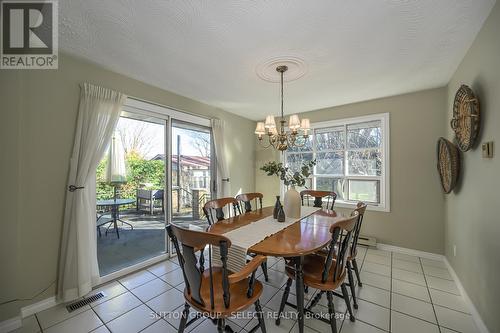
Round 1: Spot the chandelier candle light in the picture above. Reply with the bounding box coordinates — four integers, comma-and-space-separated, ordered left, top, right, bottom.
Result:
255, 65, 311, 152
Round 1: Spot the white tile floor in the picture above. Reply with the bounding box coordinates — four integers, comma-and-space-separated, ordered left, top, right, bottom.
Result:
16, 247, 480, 333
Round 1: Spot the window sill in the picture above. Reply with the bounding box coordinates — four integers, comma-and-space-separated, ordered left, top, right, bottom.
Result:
334, 200, 390, 212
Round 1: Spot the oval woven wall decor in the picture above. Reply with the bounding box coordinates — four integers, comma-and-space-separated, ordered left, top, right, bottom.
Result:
451, 85, 480, 152
437, 137, 460, 194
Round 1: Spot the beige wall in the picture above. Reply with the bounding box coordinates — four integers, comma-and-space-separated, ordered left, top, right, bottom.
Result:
0, 53, 256, 320
445, 2, 500, 332
256, 88, 447, 254
0, 72, 22, 320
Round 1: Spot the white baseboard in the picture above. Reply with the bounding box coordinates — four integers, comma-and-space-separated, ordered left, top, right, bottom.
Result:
3, 253, 167, 332
20, 296, 58, 318
0, 317, 21, 333
0, 296, 58, 333
376, 243, 490, 333
376, 243, 445, 261
444, 257, 490, 333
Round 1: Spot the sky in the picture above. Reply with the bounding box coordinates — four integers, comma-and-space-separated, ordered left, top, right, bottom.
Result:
115, 117, 210, 159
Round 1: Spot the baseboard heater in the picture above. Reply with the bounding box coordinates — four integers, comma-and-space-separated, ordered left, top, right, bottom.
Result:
357, 235, 377, 247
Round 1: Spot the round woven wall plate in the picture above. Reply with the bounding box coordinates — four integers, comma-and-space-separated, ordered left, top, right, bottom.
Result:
437, 137, 460, 194
451, 85, 480, 152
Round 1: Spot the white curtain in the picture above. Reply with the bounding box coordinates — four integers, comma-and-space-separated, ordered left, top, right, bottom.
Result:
211, 118, 231, 198
57, 83, 126, 301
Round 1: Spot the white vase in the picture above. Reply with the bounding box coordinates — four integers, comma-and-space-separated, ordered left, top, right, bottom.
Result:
284, 186, 301, 219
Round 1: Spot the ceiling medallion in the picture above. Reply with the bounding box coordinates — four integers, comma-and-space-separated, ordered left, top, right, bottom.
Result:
255, 65, 310, 152
256, 56, 307, 83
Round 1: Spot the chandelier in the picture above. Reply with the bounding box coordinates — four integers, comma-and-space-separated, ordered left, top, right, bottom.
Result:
255, 65, 310, 152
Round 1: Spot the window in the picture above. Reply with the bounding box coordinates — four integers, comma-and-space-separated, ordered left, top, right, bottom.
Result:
284, 113, 390, 211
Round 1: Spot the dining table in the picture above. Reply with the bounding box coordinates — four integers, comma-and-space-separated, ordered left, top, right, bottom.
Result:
206, 206, 343, 333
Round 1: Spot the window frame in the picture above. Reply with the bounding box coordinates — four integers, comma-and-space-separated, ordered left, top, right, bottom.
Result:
282, 113, 390, 212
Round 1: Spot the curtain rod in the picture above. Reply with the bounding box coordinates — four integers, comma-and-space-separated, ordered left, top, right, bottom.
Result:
77, 83, 214, 121
126, 95, 215, 122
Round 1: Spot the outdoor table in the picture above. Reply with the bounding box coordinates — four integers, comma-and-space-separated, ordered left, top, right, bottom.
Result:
96, 198, 135, 238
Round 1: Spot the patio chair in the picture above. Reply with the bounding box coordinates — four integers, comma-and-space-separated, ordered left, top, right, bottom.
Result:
96, 209, 113, 237
136, 188, 164, 215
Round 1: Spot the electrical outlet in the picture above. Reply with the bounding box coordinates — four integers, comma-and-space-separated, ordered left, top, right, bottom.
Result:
482, 141, 494, 158
453, 245, 457, 257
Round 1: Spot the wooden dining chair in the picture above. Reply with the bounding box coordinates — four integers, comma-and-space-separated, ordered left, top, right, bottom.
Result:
235, 192, 269, 282
276, 212, 359, 333
235, 192, 263, 213
311, 202, 367, 310
166, 224, 267, 333
300, 190, 337, 210
203, 198, 241, 225
345, 202, 367, 309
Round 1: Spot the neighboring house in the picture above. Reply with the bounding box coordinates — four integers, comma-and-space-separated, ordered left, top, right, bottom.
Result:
150, 154, 211, 190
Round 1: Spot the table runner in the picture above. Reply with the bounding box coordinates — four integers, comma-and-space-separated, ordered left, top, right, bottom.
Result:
212, 206, 320, 273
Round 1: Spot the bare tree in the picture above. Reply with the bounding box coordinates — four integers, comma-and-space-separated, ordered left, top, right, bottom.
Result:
116, 119, 156, 158
189, 131, 210, 157
294, 124, 381, 199
347, 126, 381, 176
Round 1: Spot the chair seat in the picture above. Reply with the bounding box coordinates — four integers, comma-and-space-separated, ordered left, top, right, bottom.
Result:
96, 216, 113, 227
285, 254, 347, 291
184, 267, 263, 317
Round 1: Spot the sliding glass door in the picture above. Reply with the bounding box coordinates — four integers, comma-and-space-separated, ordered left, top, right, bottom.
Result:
96, 112, 168, 276
170, 121, 213, 231
94, 99, 214, 278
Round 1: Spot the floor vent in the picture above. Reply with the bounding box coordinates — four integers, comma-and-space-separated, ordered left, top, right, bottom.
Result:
66, 292, 105, 312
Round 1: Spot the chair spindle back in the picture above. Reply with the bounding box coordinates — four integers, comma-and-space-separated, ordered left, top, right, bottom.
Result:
321, 212, 359, 283
203, 197, 241, 225
166, 224, 231, 309
235, 192, 263, 213
350, 202, 367, 258
300, 190, 337, 210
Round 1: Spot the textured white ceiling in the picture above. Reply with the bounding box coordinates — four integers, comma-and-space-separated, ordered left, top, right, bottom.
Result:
59, 0, 495, 121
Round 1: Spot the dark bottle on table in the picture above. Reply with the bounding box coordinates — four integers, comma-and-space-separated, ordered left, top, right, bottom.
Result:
277, 204, 286, 222
273, 196, 281, 219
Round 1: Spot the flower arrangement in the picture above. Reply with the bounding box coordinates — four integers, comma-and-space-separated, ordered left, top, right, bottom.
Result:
260, 160, 316, 187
